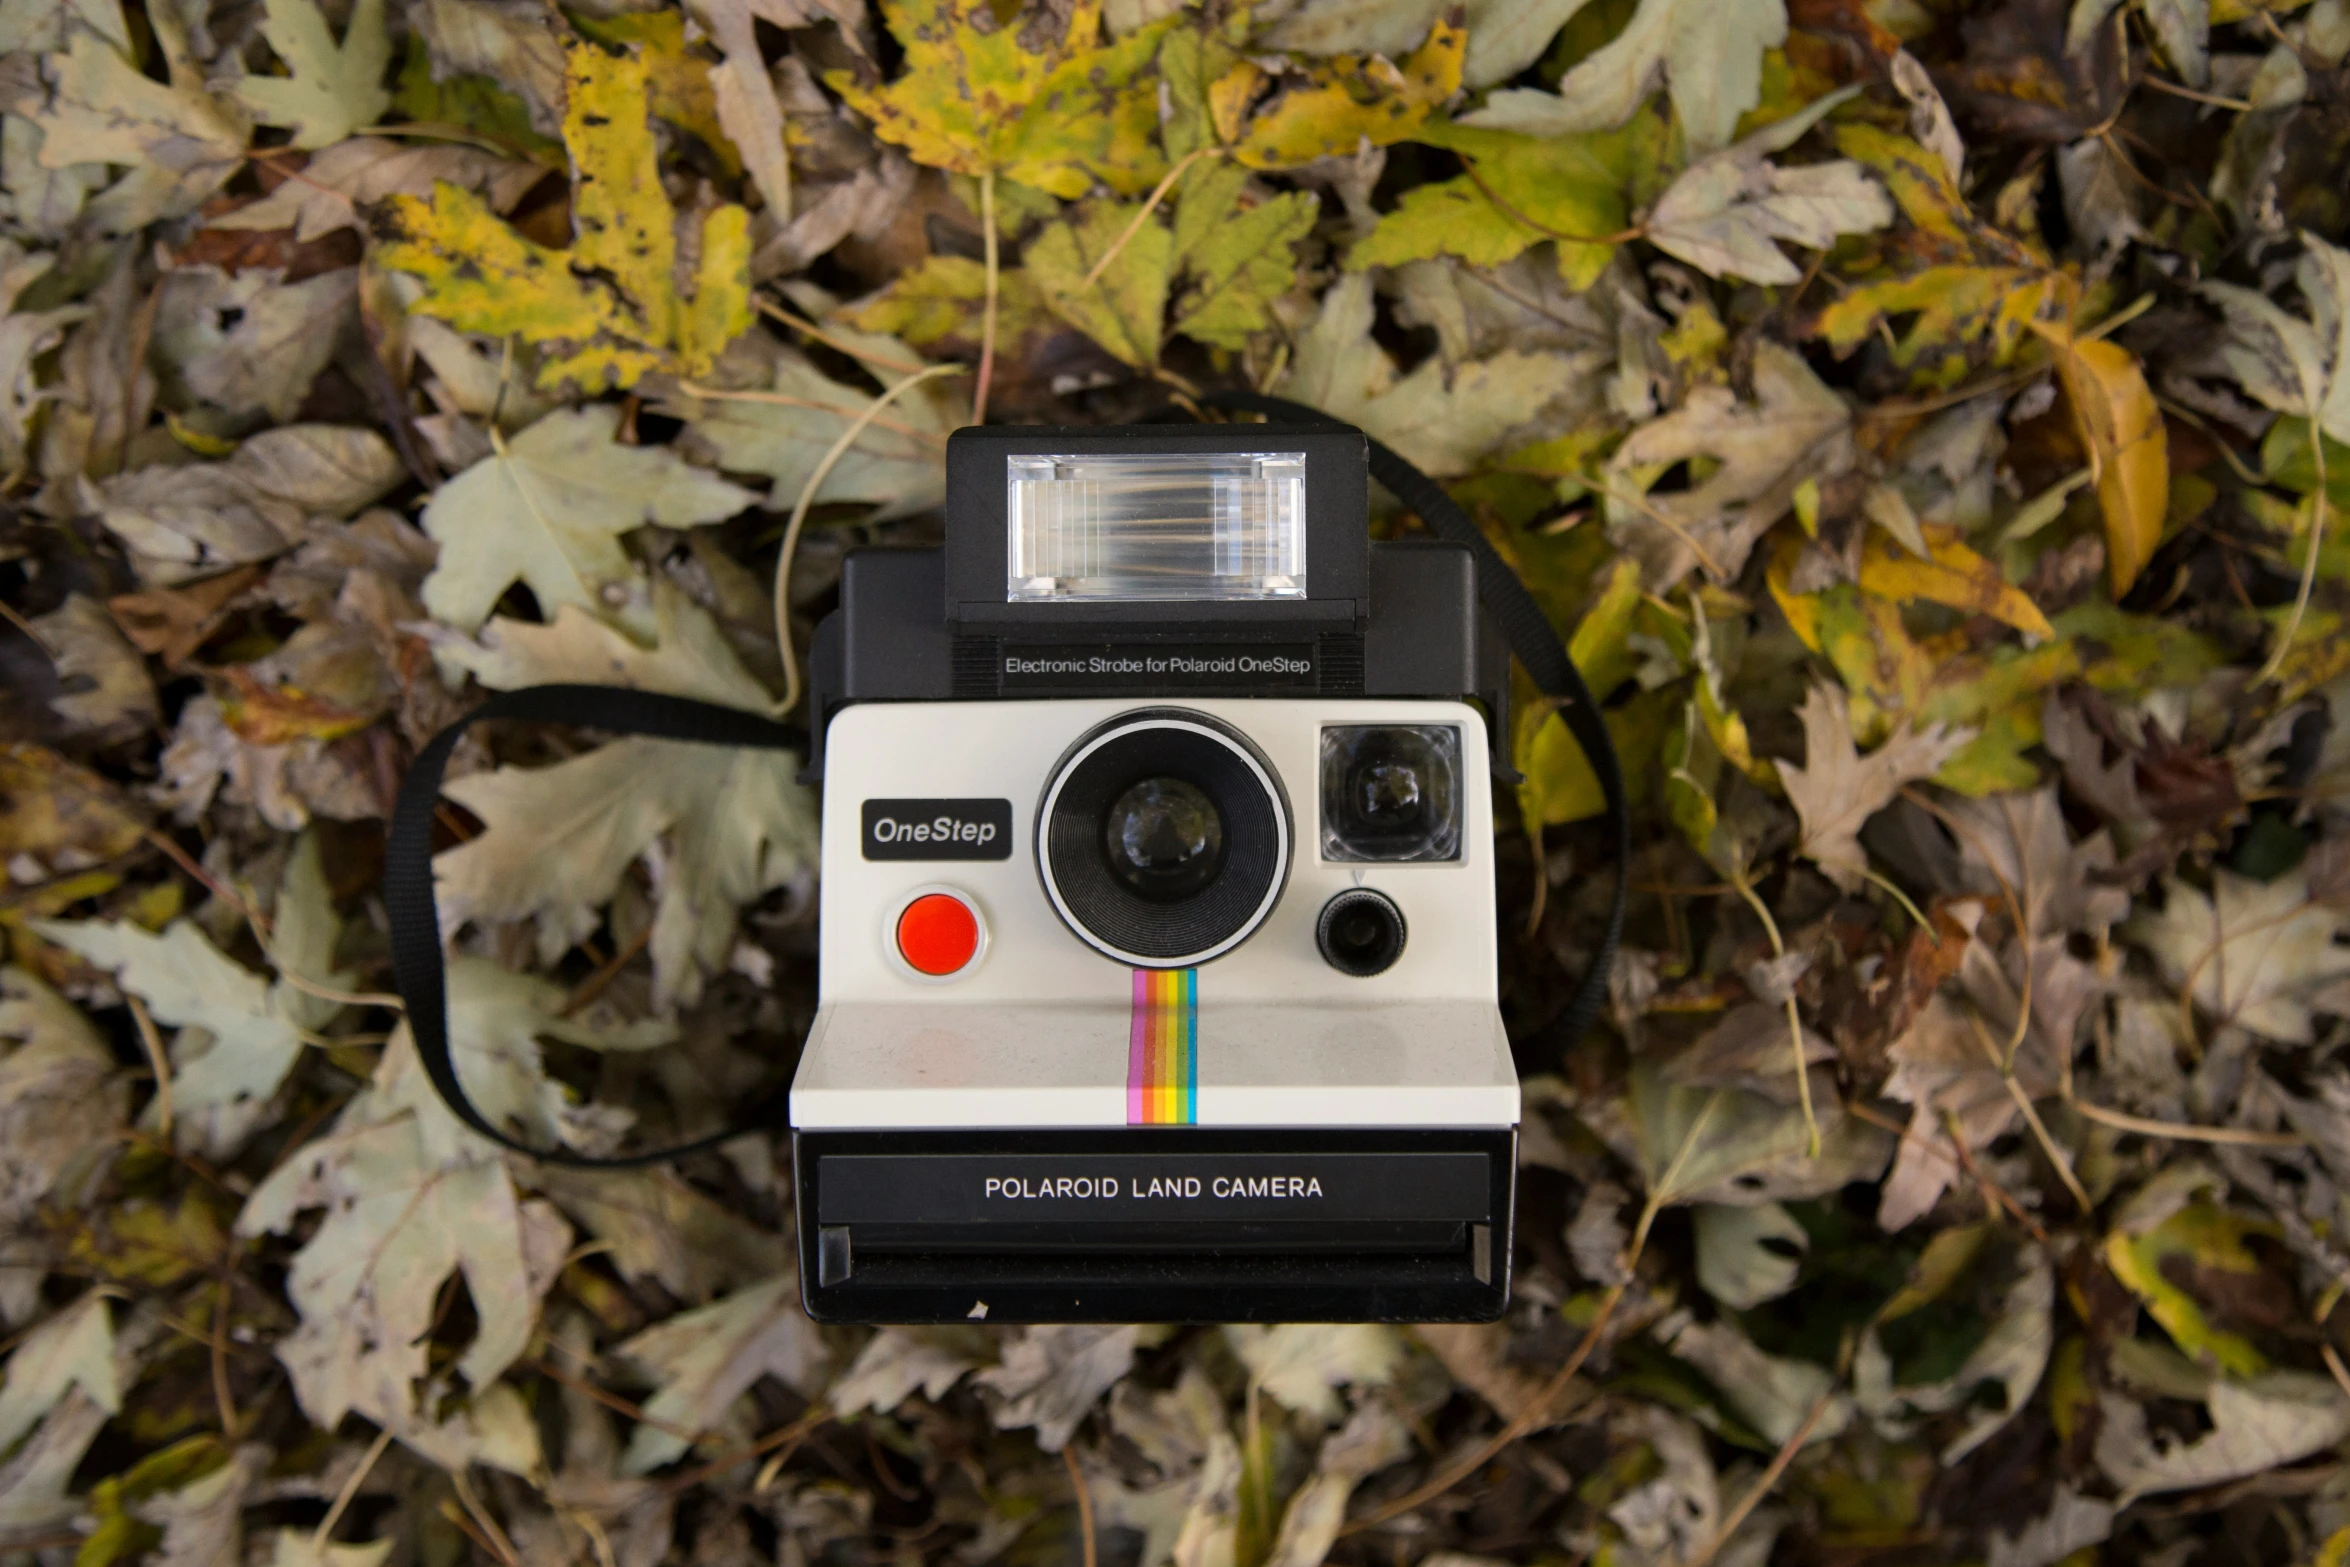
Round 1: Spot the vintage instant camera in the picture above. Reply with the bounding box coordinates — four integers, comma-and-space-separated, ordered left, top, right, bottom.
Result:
791, 423, 1520, 1323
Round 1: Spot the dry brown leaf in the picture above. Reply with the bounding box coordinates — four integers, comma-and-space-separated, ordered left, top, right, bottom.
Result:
1775, 682, 1974, 891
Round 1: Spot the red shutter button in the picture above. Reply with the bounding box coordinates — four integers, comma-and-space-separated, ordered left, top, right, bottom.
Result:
895, 892, 981, 976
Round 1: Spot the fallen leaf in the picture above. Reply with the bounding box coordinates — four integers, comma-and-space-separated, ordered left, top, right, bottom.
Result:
0, 742, 148, 879
28, 593, 157, 738
614, 1273, 826, 1472
2200, 233, 2350, 451
232, 0, 392, 149
1459, 0, 1599, 87
2097, 1372, 2350, 1505
1169, 163, 1317, 351
1693, 1201, 1809, 1308
12, 33, 246, 233
1643, 90, 1893, 285
1462, 0, 1787, 154
210, 137, 542, 243
1776, 681, 1971, 889
1606, 340, 1854, 589
95, 425, 405, 586
827, 1328, 985, 1415
416, 404, 754, 635
535, 1166, 789, 1300
236, 1024, 572, 1472
0, 1292, 116, 1455
2031, 320, 2166, 596
37, 830, 349, 1157
1225, 1324, 1405, 1426
660, 328, 961, 518
826, 0, 1165, 198
1278, 273, 1594, 477
381, 39, 753, 391
1219, 16, 1466, 169
977, 1325, 1140, 1452
1025, 199, 1173, 369
154, 263, 356, 423
2132, 865, 2350, 1043
1661, 1312, 1850, 1446
1855, 526, 2055, 639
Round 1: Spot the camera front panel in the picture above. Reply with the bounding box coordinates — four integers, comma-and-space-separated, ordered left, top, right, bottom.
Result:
814, 696, 1498, 1007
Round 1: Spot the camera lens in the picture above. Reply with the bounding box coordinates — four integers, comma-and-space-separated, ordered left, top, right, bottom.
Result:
1321, 725, 1462, 862
1038, 710, 1291, 965
1316, 889, 1406, 976
1103, 777, 1225, 901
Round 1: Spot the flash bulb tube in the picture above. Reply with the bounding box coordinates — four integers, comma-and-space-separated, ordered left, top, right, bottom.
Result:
1006, 451, 1307, 602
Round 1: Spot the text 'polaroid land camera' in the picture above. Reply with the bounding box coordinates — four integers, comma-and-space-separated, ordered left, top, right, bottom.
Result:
791, 423, 1522, 1323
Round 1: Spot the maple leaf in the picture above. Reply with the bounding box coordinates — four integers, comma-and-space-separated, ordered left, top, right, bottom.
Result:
1605, 340, 1854, 589
1170, 162, 1318, 351
1026, 199, 1174, 369
659, 325, 961, 518
1347, 117, 1655, 291
826, 0, 1165, 198
416, 404, 755, 636
1215, 15, 1466, 169
427, 582, 817, 1007
1641, 90, 1894, 286
1278, 273, 1593, 477
613, 1274, 826, 1472
380, 39, 753, 391
1810, 125, 2062, 382
2201, 233, 2350, 451
1775, 681, 1972, 890
233, 0, 392, 149
1462, 0, 1786, 154
36, 831, 350, 1158
12, 31, 248, 233
2132, 866, 2350, 1043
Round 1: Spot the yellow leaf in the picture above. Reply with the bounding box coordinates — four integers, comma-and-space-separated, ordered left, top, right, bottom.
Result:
1513, 558, 1648, 826
1025, 200, 1173, 368
1857, 525, 2055, 638
379, 40, 752, 391
2032, 320, 2168, 596
827, 0, 1167, 197
2104, 1199, 2275, 1378
1221, 17, 1465, 171
571, 11, 735, 173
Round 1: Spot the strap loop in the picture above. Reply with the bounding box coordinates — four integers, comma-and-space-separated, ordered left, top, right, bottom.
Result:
384, 684, 805, 1166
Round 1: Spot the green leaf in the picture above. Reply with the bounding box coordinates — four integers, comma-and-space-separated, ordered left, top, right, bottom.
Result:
1171, 161, 1317, 350
1026, 199, 1174, 368
233, 0, 392, 150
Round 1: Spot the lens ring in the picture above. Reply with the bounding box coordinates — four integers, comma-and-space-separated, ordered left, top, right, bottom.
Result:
1315, 888, 1407, 977
1037, 710, 1291, 966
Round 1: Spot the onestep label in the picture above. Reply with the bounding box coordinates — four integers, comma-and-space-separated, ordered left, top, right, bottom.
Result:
861, 799, 1014, 861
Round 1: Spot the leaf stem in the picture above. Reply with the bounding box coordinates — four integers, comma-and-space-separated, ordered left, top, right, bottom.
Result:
313, 1427, 396, 1552
2257, 419, 2329, 685
1728, 867, 1821, 1158
1457, 157, 1641, 248
1080, 146, 1219, 289
975, 171, 999, 425
774, 363, 969, 715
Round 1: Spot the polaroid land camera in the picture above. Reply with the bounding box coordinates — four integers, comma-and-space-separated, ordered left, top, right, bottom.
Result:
792, 423, 1523, 1324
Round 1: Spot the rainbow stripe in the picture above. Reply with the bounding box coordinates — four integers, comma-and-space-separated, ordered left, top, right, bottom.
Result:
1127, 968, 1198, 1125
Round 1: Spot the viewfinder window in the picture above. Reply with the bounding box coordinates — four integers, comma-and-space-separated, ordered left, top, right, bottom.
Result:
1007, 452, 1306, 602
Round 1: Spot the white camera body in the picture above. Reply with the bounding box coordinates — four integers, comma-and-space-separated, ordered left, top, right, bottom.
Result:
790, 425, 1521, 1324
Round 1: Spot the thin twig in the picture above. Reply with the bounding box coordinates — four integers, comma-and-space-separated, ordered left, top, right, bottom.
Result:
1964, 1010, 2095, 1216
210, 1277, 238, 1437
558, 923, 654, 1017
670, 1404, 833, 1494
755, 299, 932, 375
774, 362, 968, 715
1728, 868, 1820, 1158
974, 171, 999, 425
127, 996, 173, 1141
671, 381, 949, 447
1685, 1334, 1856, 1567
449, 1471, 521, 1567
2257, 419, 2329, 685
2068, 1098, 2304, 1148
1081, 147, 1220, 288
2324, 1344, 2350, 1404
1946, 1108, 2053, 1243
276, 972, 405, 1010
145, 829, 270, 936
1064, 1445, 1098, 1567
313, 1427, 396, 1552
2138, 75, 2254, 112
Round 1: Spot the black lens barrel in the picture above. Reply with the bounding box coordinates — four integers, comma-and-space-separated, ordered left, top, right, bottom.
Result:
1316, 888, 1407, 976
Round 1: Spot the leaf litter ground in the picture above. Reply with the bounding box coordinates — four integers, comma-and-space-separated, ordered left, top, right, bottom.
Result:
7, 0, 2350, 1564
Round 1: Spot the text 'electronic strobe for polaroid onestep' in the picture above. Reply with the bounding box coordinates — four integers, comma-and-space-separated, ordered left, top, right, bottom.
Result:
384, 408, 1627, 1326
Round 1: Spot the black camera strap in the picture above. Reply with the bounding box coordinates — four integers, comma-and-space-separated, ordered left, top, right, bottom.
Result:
383, 415, 1627, 1166
384, 685, 808, 1166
